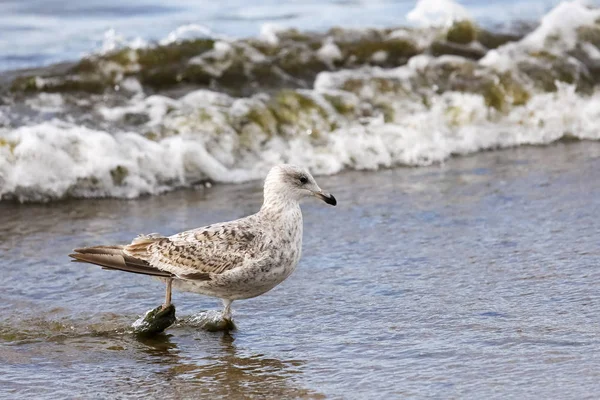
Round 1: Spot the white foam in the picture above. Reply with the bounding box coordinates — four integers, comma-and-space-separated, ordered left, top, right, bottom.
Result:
481, 1, 600, 71
188, 40, 235, 77
371, 50, 388, 64
98, 95, 178, 126
3, 78, 600, 202
119, 77, 144, 94
317, 39, 343, 68
0, 109, 8, 126
521, 1, 600, 52
25, 93, 65, 113
131, 309, 154, 330
407, 0, 471, 27
100, 29, 147, 54
259, 23, 286, 45
159, 24, 216, 45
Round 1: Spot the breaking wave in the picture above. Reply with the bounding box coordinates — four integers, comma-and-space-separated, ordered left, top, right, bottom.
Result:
1, 0, 600, 201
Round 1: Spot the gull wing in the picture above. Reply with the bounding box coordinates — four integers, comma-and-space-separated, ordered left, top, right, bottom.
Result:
124, 217, 262, 279
70, 245, 173, 277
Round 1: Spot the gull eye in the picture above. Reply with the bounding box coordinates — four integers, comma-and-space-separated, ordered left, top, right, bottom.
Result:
299, 176, 308, 185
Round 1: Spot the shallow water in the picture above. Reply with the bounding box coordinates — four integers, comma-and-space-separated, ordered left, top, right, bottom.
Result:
1, 141, 599, 398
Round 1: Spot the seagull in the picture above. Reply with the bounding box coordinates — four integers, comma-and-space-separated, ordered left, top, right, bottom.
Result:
69, 164, 337, 325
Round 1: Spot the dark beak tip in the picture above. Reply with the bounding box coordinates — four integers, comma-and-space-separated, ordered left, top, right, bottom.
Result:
317, 192, 337, 206
327, 194, 337, 206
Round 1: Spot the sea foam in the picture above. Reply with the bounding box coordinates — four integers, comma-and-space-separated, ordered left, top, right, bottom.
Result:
2, 81, 598, 202
1, 0, 600, 202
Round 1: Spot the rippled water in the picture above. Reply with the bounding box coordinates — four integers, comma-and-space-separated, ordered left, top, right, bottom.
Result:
1, 142, 600, 398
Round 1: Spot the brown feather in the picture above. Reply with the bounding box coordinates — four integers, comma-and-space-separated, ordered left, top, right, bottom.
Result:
179, 272, 212, 281
69, 248, 173, 278
73, 245, 124, 255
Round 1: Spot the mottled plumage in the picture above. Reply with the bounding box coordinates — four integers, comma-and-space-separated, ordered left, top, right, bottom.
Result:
70, 164, 336, 322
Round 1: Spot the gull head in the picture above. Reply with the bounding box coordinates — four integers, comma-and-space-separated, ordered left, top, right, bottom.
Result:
263, 164, 337, 206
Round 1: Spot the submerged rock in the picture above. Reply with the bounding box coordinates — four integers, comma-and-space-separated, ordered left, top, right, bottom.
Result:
179, 310, 236, 332
132, 304, 176, 335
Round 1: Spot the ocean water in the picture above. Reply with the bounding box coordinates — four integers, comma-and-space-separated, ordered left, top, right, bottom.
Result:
1, 2, 600, 397
1, 142, 599, 398
2, 0, 600, 201
0, 0, 575, 71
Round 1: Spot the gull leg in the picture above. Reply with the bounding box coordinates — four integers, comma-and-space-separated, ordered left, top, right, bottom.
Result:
162, 277, 173, 310
192, 299, 235, 332
134, 277, 176, 335
222, 299, 233, 321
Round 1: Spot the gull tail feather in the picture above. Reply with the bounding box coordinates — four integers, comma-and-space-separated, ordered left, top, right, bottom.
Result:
70, 246, 172, 278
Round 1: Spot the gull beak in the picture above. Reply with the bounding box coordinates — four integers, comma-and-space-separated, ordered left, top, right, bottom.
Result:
314, 191, 337, 206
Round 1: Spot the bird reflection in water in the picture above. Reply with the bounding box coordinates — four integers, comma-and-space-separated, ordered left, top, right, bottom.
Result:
134, 332, 324, 399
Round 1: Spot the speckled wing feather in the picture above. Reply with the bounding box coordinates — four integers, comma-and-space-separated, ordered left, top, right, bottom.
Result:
123, 217, 262, 279
69, 245, 174, 277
